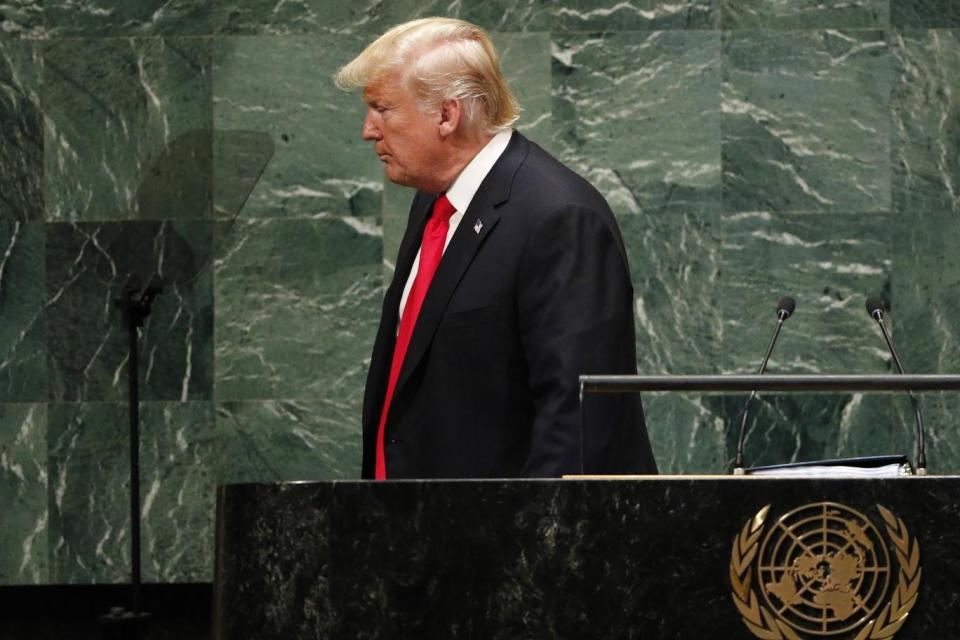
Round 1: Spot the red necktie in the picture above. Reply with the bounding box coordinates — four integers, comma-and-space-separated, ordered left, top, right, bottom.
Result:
375, 195, 456, 479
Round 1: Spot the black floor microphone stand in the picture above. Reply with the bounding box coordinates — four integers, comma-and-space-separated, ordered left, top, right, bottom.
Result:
102, 273, 163, 640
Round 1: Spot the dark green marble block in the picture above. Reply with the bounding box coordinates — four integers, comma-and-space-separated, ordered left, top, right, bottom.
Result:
552, 30, 721, 215
211, 0, 549, 35
0, 403, 46, 585
0, 1, 44, 38
722, 30, 891, 214
891, 29, 960, 216
48, 402, 215, 583
213, 216, 381, 403
44, 0, 211, 37
0, 38, 43, 222
892, 0, 960, 28
43, 37, 212, 221
0, 220, 46, 402
720, 0, 888, 29
553, 0, 717, 30
45, 220, 213, 402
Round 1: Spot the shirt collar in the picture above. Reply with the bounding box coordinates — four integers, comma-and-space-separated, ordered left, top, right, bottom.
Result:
444, 129, 513, 215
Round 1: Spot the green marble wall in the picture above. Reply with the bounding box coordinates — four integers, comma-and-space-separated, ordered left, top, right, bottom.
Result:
1, 0, 958, 585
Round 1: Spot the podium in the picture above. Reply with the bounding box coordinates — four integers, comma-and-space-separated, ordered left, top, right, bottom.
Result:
214, 374, 960, 638
214, 476, 960, 639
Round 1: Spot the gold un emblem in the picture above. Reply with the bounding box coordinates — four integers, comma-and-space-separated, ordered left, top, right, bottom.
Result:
730, 502, 921, 639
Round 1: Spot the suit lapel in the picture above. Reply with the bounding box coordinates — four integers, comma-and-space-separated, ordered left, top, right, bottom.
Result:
361, 192, 432, 436
392, 132, 530, 399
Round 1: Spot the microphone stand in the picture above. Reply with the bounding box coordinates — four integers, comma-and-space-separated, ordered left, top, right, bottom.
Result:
870, 308, 927, 475
733, 308, 789, 475
102, 273, 163, 639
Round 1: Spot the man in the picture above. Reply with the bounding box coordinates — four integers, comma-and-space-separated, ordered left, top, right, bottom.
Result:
336, 17, 657, 479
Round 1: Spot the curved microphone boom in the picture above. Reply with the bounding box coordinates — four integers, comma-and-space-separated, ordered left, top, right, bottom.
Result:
865, 297, 927, 474
733, 296, 796, 474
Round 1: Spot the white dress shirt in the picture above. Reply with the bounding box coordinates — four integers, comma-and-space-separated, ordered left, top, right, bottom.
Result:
397, 129, 513, 321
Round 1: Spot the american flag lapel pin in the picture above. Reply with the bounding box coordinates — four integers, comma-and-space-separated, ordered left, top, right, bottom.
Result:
474, 219, 483, 234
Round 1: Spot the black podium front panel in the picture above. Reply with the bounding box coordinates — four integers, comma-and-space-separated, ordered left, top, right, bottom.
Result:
214, 478, 960, 639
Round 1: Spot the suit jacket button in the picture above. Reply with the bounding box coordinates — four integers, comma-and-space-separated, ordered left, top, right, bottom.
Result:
389, 438, 398, 445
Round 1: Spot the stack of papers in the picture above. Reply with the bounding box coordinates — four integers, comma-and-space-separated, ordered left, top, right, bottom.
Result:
749, 463, 910, 478
746, 455, 913, 478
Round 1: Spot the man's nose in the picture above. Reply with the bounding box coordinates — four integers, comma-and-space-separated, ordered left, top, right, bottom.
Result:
361, 112, 381, 141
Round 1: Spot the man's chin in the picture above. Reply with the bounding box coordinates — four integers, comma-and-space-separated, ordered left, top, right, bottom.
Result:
384, 167, 415, 189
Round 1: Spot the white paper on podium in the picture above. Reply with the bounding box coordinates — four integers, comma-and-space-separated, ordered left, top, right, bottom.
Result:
748, 462, 911, 478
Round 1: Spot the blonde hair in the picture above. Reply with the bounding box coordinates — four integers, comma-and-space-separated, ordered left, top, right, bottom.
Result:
334, 17, 520, 136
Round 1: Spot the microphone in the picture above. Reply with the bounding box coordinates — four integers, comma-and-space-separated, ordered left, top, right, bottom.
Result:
733, 296, 796, 474
865, 297, 927, 474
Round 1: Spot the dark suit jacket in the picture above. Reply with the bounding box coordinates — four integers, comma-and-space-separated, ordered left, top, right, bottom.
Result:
361, 132, 658, 478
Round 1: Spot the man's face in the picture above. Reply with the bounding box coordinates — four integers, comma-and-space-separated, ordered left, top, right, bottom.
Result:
362, 73, 443, 191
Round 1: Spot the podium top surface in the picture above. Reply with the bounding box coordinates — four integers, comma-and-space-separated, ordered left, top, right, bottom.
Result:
216, 474, 960, 490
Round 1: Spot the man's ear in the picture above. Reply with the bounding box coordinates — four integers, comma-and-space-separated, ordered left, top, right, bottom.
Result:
438, 98, 462, 138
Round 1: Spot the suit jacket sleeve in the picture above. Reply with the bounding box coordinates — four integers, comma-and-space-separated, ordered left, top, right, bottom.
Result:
516, 203, 643, 477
